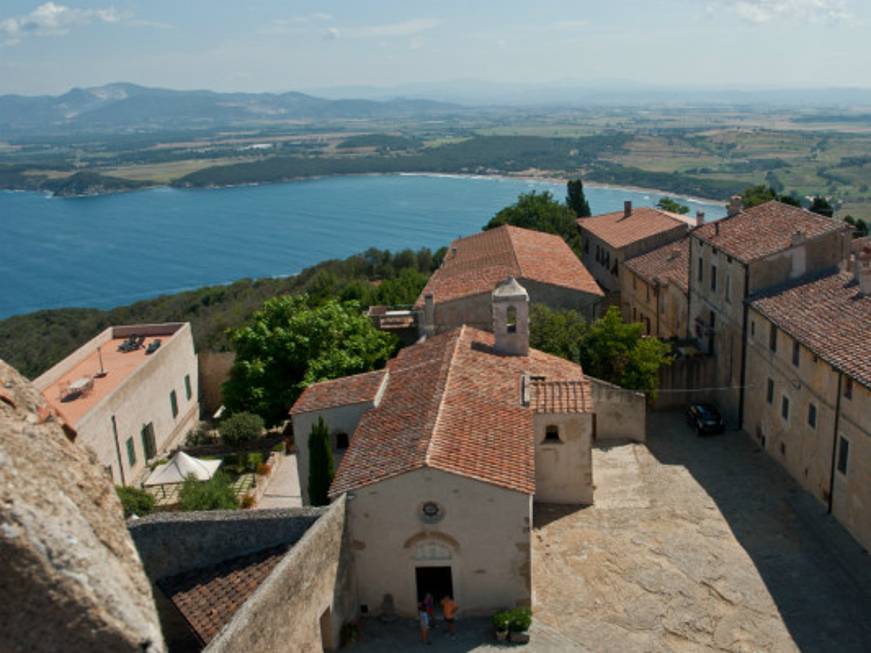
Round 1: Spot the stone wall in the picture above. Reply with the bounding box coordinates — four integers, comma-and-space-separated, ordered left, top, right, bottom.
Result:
1, 360, 165, 653
654, 354, 719, 410
198, 351, 235, 416
588, 375, 646, 442
129, 507, 324, 580
207, 497, 354, 652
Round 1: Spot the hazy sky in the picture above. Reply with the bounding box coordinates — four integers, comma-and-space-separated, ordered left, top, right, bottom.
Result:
1, 0, 869, 95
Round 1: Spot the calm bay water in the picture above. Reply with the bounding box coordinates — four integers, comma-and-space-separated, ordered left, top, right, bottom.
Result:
0, 174, 726, 318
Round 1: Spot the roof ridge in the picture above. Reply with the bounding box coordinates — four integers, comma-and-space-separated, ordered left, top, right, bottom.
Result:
424, 326, 466, 467
503, 225, 525, 278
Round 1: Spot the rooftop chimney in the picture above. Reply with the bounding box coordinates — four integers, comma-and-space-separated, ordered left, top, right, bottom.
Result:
695, 210, 705, 227
492, 277, 529, 356
727, 195, 743, 218
624, 200, 632, 218
790, 229, 806, 247
857, 245, 871, 294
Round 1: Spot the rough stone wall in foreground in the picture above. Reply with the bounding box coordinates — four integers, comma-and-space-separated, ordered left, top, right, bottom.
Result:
0, 360, 165, 653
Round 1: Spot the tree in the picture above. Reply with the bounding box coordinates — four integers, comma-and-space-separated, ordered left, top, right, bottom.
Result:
566, 178, 592, 217
178, 472, 239, 511
809, 196, 834, 217
308, 416, 334, 506
219, 411, 265, 448
484, 191, 582, 255
529, 304, 588, 363
656, 197, 690, 214
116, 486, 155, 518
741, 185, 778, 209
223, 295, 397, 425
845, 215, 869, 237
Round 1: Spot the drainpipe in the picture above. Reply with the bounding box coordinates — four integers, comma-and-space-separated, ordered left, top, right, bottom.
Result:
737, 263, 750, 430
827, 373, 842, 514
111, 415, 126, 486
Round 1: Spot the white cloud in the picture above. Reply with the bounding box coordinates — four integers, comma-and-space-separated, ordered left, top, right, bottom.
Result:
709, 0, 852, 24
323, 26, 340, 41
1, 2, 122, 45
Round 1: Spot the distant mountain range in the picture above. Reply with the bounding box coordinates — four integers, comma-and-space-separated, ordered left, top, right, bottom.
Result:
0, 83, 465, 133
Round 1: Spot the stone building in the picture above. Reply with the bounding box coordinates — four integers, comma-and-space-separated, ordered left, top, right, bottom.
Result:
414, 224, 603, 334
291, 278, 646, 618
33, 323, 199, 486
621, 237, 690, 338
743, 252, 871, 551
687, 199, 851, 427
577, 201, 690, 294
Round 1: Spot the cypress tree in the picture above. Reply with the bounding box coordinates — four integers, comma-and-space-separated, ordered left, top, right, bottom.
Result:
308, 416, 335, 506
566, 178, 592, 218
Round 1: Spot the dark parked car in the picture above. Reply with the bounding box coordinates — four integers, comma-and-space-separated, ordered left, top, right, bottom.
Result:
686, 403, 725, 435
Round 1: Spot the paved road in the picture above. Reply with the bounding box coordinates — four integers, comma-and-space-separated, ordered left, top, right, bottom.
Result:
256, 453, 302, 509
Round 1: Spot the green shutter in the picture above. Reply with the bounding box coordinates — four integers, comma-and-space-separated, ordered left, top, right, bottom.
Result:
126, 437, 136, 466
184, 374, 192, 401
170, 390, 178, 418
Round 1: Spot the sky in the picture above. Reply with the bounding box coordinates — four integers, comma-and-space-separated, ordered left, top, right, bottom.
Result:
1, 0, 870, 96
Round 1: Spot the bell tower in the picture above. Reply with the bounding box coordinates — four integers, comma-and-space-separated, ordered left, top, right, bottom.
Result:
492, 277, 529, 356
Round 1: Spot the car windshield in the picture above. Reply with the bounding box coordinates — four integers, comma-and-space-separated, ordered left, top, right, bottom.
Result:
696, 405, 718, 419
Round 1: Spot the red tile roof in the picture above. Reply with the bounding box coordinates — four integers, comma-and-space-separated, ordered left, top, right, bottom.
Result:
159, 545, 289, 645
529, 380, 592, 413
577, 207, 688, 250
329, 326, 588, 497
414, 225, 602, 308
694, 201, 848, 263
624, 237, 690, 294
289, 370, 387, 415
750, 268, 871, 387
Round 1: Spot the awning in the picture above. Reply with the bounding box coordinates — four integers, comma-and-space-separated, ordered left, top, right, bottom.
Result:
144, 451, 222, 486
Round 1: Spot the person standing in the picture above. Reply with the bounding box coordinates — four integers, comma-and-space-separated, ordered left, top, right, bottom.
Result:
440, 595, 458, 639
423, 592, 435, 628
418, 602, 431, 645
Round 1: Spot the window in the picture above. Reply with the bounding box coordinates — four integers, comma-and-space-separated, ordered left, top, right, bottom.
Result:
141, 422, 156, 459
170, 390, 179, 418
506, 306, 517, 334
698, 257, 704, 282
780, 442, 786, 456
750, 320, 755, 337
844, 377, 853, 400
184, 374, 192, 400
792, 342, 800, 367
632, 275, 637, 291
807, 403, 817, 429
725, 273, 731, 303
710, 264, 717, 292
781, 395, 790, 421
544, 425, 562, 443
727, 255, 733, 263
766, 379, 774, 404
837, 436, 849, 474
126, 437, 136, 467
335, 432, 350, 450
769, 324, 778, 352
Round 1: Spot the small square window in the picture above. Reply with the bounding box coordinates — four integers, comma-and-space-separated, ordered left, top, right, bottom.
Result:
807, 403, 817, 429
766, 379, 774, 404
837, 436, 849, 474
335, 432, 350, 450
544, 425, 562, 443
781, 395, 790, 421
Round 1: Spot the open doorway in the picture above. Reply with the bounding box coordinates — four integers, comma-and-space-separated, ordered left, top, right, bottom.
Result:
319, 606, 332, 651
415, 566, 454, 604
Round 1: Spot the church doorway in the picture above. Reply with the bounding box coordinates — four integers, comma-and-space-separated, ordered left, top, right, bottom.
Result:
415, 566, 454, 603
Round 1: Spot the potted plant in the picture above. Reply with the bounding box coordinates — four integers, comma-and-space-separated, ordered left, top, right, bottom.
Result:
508, 607, 532, 644
492, 610, 511, 641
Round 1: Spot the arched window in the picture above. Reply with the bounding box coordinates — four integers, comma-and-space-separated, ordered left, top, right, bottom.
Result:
506, 306, 518, 333
335, 432, 350, 450
544, 425, 561, 443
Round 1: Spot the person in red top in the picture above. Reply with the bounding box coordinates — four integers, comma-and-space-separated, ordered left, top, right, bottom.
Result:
440, 595, 458, 638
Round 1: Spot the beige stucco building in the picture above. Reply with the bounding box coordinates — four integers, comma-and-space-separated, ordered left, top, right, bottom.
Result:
34, 323, 199, 486
687, 199, 851, 428
743, 253, 871, 552
577, 202, 691, 294
621, 237, 690, 338
290, 278, 646, 617
415, 224, 603, 335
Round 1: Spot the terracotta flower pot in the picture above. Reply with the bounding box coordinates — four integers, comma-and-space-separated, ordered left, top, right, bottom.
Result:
495, 630, 508, 641
509, 631, 530, 644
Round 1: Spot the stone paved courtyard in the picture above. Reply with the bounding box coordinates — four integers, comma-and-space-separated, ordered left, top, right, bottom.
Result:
353, 412, 871, 652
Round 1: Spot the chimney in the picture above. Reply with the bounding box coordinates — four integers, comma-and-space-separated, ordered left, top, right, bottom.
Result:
857, 245, 871, 294
695, 210, 705, 227
492, 277, 529, 356
727, 195, 743, 217
450, 247, 458, 258
624, 200, 632, 218
790, 229, 806, 247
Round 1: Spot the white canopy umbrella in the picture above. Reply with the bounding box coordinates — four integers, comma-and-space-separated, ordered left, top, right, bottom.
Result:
144, 451, 222, 486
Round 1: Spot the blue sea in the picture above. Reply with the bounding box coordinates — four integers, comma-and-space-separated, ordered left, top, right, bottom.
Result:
0, 174, 726, 319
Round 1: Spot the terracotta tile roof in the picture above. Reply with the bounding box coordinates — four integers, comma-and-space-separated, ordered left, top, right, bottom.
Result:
749, 268, 871, 387
290, 370, 387, 415
329, 326, 588, 497
694, 201, 848, 263
414, 225, 602, 308
158, 545, 289, 645
624, 237, 690, 294
577, 207, 688, 250
528, 380, 592, 413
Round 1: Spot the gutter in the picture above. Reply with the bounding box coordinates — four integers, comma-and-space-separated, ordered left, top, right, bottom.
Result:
827, 372, 843, 514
